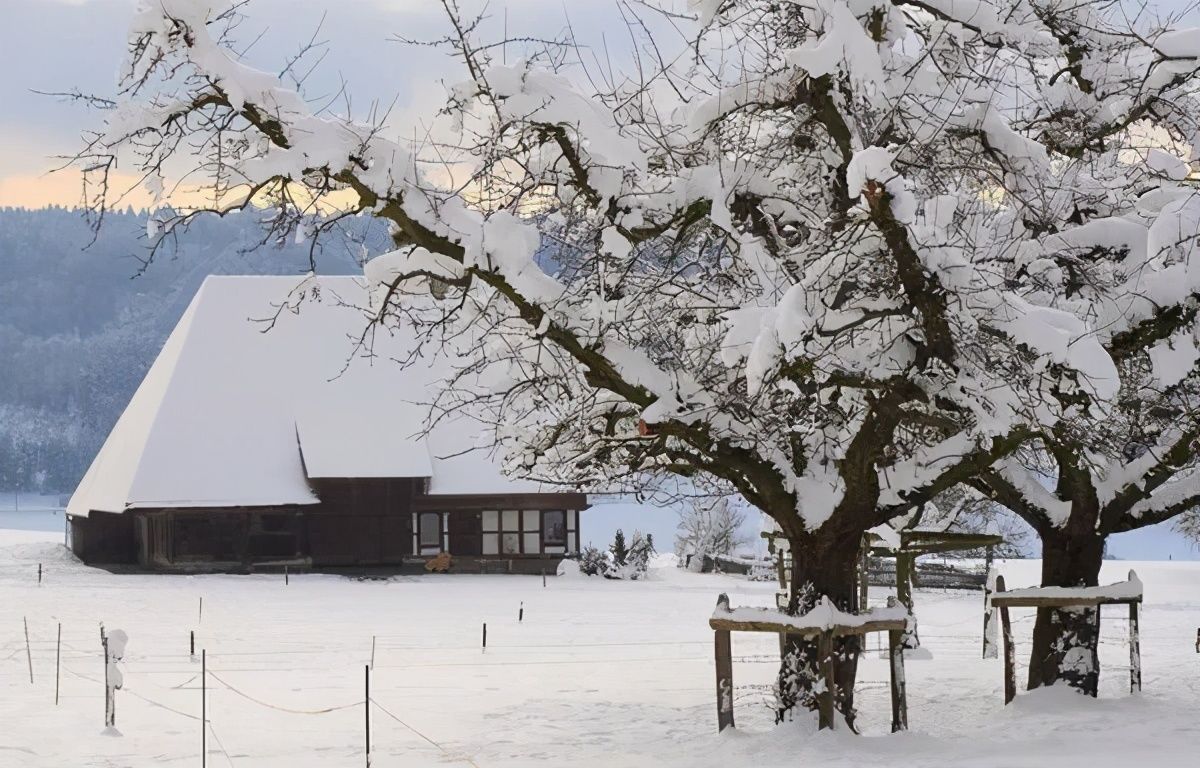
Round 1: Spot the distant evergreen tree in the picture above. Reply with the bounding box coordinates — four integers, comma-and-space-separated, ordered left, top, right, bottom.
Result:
609, 529, 628, 566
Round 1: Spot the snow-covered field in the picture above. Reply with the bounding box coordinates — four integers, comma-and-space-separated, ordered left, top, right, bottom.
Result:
1, 528, 1197, 767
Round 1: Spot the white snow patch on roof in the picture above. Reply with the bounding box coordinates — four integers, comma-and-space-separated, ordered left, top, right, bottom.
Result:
69, 276, 539, 516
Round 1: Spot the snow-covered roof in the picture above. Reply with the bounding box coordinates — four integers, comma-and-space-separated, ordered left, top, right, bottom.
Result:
68, 275, 541, 516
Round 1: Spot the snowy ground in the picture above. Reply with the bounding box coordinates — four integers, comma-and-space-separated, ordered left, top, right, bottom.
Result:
0, 529, 1197, 767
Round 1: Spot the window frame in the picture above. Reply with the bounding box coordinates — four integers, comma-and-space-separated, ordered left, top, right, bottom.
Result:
481, 509, 578, 556
541, 510, 567, 549
417, 511, 443, 554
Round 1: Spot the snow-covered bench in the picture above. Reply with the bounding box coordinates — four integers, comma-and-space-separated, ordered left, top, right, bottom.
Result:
990, 570, 1143, 703
708, 593, 910, 732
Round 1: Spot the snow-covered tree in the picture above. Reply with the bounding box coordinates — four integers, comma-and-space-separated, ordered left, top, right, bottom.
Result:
73, 0, 1200, 724
971, 360, 1200, 695
1176, 507, 1200, 544
675, 496, 750, 562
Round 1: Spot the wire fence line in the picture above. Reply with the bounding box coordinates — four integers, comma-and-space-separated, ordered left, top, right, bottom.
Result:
2, 595, 1146, 765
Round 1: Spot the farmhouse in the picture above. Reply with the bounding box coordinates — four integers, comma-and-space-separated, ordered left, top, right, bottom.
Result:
66, 275, 587, 573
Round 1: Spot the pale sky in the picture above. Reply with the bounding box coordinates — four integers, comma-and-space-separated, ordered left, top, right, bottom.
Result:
0, 0, 1198, 558
0, 0, 673, 207
2, 0, 1197, 208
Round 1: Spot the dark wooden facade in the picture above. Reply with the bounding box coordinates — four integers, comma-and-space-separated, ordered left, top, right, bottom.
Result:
67, 478, 587, 573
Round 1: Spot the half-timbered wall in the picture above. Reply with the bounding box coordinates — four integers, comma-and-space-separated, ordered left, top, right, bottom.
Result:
68, 488, 589, 570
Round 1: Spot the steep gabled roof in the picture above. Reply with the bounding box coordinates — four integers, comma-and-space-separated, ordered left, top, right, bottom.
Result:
68, 275, 538, 516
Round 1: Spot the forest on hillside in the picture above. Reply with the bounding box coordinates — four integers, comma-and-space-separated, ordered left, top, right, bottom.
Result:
0, 206, 387, 493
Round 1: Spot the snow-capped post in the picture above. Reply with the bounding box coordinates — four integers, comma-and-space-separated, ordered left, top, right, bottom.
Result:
23, 617, 33, 684
103, 629, 127, 729
1128, 571, 1142, 694
994, 576, 1017, 705
518, 602, 524, 623
982, 561, 998, 660
895, 553, 919, 649
885, 598, 907, 733
712, 595, 734, 733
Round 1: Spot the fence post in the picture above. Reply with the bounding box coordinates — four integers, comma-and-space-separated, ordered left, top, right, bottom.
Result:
99, 624, 107, 727
713, 628, 734, 732
996, 576, 1017, 705
519, 602, 524, 623
896, 552, 919, 649
817, 630, 836, 730
201, 649, 206, 768
858, 538, 870, 611
23, 617, 33, 684
482, 622, 487, 650
370, 635, 376, 671
982, 559, 998, 659
1128, 601, 1142, 693
365, 664, 371, 768
55, 623, 61, 705
888, 628, 908, 732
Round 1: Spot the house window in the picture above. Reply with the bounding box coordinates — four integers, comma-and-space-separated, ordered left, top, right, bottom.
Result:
503, 532, 522, 555
543, 510, 567, 547
482, 509, 543, 556
418, 512, 441, 554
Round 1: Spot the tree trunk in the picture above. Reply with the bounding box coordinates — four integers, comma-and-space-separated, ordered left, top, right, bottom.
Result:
777, 532, 863, 729
1028, 529, 1105, 695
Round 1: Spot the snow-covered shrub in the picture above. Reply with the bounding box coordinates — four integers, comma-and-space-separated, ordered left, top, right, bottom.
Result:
609, 529, 629, 568
599, 529, 654, 580
577, 545, 608, 577
624, 531, 655, 579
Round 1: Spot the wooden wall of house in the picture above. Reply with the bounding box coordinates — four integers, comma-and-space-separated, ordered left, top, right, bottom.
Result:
161, 506, 310, 565
70, 486, 589, 571
68, 511, 136, 565
306, 478, 419, 566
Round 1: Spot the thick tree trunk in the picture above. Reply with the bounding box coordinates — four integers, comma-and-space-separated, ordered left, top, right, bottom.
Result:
777, 533, 863, 729
1028, 529, 1105, 695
